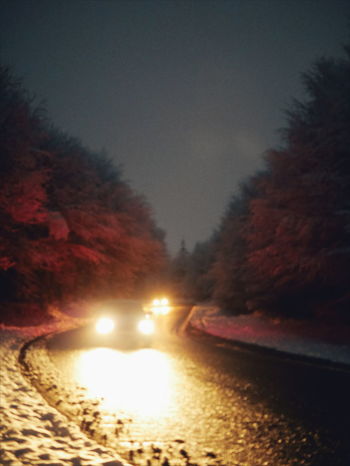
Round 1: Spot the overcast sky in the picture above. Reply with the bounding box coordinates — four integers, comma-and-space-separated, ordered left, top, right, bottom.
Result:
1, 0, 349, 254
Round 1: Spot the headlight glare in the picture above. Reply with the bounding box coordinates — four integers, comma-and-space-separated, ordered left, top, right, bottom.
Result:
96, 317, 115, 334
138, 318, 155, 335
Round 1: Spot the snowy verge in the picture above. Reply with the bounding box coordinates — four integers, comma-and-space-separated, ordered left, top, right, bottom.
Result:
190, 305, 350, 367
0, 312, 130, 466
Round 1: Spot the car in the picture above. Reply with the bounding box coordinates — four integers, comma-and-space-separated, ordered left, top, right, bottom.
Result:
93, 299, 155, 346
145, 296, 171, 316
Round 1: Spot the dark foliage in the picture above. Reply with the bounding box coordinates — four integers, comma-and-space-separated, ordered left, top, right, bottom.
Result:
211, 177, 263, 313
210, 44, 350, 321
169, 238, 217, 302
0, 66, 167, 322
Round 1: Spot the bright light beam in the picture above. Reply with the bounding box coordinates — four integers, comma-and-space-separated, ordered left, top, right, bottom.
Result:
75, 347, 175, 418
95, 317, 115, 334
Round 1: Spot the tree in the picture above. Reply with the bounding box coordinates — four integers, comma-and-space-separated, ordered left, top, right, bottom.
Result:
0, 66, 50, 303
211, 177, 262, 313
185, 238, 217, 302
0, 66, 168, 322
244, 46, 350, 319
38, 128, 168, 303
209, 43, 350, 321
169, 240, 192, 298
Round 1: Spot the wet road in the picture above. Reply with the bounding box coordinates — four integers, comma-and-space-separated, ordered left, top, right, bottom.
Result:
47, 325, 350, 465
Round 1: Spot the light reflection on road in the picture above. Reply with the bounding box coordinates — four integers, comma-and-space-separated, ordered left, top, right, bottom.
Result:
75, 347, 174, 419
48, 331, 332, 465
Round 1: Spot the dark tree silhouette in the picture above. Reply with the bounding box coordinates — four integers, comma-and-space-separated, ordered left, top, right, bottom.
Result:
211, 177, 262, 313
186, 238, 217, 302
0, 66, 167, 322
245, 49, 350, 319
210, 43, 350, 321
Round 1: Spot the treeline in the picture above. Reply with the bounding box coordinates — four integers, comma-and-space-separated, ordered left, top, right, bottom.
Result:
0, 66, 167, 320
175, 44, 350, 322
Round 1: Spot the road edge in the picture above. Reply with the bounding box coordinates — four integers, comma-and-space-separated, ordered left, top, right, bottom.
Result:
186, 323, 350, 375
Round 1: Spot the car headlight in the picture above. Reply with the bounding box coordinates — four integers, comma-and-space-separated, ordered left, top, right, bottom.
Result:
151, 297, 170, 315
138, 318, 155, 335
95, 317, 115, 334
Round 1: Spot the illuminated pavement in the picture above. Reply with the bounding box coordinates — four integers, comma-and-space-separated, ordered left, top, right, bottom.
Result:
47, 327, 350, 465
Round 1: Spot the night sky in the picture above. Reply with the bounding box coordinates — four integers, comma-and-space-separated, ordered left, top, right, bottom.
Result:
1, 0, 349, 255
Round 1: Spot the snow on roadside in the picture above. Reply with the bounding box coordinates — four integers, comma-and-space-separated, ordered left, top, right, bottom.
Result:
0, 318, 129, 466
190, 305, 350, 366
1, 305, 349, 465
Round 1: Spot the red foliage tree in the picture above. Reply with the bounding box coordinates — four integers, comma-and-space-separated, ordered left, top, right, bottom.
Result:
0, 66, 167, 321
210, 46, 350, 321
0, 67, 50, 305
244, 50, 350, 318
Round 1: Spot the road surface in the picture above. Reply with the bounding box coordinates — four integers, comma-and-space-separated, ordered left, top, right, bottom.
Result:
46, 324, 350, 465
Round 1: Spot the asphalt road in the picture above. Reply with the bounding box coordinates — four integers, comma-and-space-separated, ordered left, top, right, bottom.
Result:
46, 323, 350, 466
